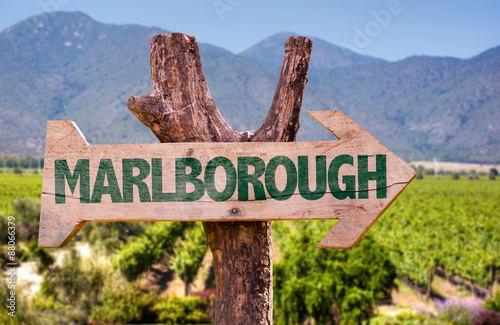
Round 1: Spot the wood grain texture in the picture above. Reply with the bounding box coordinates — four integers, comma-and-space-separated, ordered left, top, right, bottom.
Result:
39, 111, 415, 249
39, 33, 414, 324
129, 33, 312, 325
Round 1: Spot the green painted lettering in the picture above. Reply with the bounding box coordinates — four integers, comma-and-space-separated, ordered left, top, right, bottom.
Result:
265, 156, 297, 201
91, 159, 123, 203
237, 157, 266, 201
175, 158, 205, 202
205, 156, 236, 202
298, 156, 326, 200
55, 159, 90, 204
151, 158, 176, 202
122, 158, 151, 203
358, 154, 387, 199
328, 154, 356, 200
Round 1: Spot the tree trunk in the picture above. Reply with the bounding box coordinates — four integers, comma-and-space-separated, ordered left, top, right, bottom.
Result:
425, 265, 434, 303
183, 260, 188, 297
128, 33, 312, 324
488, 263, 495, 299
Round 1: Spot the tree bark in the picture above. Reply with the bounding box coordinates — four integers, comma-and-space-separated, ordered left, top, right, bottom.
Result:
425, 265, 434, 304
488, 263, 495, 299
128, 33, 312, 324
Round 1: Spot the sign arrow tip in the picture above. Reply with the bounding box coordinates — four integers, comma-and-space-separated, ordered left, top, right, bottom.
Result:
308, 110, 365, 140
45, 120, 89, 150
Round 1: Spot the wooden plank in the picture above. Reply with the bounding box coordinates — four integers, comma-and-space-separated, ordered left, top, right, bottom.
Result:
39, 110, 415, 248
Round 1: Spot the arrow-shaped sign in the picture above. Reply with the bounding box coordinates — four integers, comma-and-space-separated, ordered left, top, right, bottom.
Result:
39, 110, 415, 248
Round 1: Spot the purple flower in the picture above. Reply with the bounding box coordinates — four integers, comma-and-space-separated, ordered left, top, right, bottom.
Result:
434, 297, 488, 323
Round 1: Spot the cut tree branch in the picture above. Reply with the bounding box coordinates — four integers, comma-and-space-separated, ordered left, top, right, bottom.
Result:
128, 32, 312, 325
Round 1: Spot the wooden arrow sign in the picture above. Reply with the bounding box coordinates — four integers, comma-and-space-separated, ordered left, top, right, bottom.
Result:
39, 110, 415, 248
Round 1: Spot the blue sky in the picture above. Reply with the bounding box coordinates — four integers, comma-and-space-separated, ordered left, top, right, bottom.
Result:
2, 0, 500, 61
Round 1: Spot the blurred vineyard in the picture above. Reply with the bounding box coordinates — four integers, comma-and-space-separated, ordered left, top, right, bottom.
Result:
373, 175, 500, 298
1, 168, 499, 324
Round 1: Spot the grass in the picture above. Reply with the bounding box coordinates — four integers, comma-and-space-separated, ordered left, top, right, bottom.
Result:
0, 173, 43, 216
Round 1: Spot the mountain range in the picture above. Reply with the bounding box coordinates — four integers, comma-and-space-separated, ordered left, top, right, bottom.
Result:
0, 11, 499, 163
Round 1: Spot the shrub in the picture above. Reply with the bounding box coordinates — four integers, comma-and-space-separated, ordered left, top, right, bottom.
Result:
153, 294, 212, 324
416, 166, 424, 179
424, 168, 434, 176
0, 280, 36, 325
79, 221, 148, 253
170, 222, 208, 295
484, 290, 500, 313
468, 171, 479, 180
21, 236, 54, 273
32, 295, 87, 325
11, 197, 40, 241
434, 297, 488, 325
33, 247, 117, 322
274, 221, 397, 325
472, 309, 500, 325
370, 310, 429, 325
116, 221, 192, 280
192, 288, 216, 319
90, 284, 158, 324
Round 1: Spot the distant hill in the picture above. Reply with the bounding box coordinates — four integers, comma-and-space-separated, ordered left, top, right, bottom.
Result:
304, 50, 500, 162
0, 11, 499, 163
0, 11, 162, 154
240, 32, 386, 71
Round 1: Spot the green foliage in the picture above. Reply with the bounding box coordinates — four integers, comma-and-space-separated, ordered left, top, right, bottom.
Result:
11, 197, 39, 226
21, 236, 55, 273
91, 287, 213, 324
153, 294, 212, 324
274, 220, 396, 325
170, 222, 208, 295
0, 280, 36, 325
424, 168, 434, 176
372, 176, 500, 289
468, 171, 479, 180
435, 304, 473, 325
90, 284, 158, 324
0, 155, 44, 169
78, 221, 148, 253
11, 197, 40, 240
416, 166, 424, 180
31, 295, 88, 325
484, 291, 500, 313
0, 243, 8, 270
0, 197, 41, 245
0, 173, 42, 216
116, 221, 193, 280
35, 248, 114, 319
44, 249, 90, 307
370, 310, 429, 325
